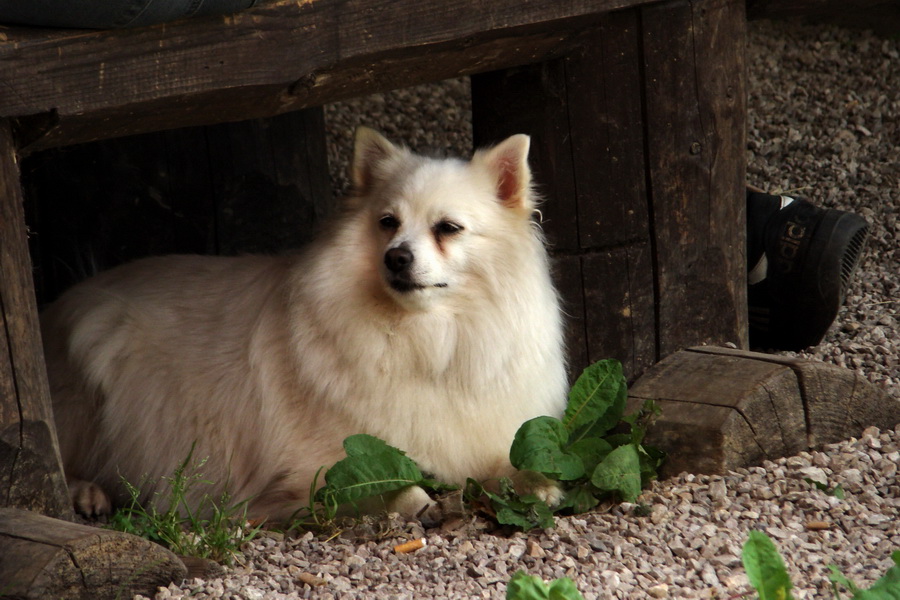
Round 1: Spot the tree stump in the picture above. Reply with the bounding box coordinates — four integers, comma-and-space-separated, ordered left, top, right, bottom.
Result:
0, 508, 188, 599
629, 346, 898, 478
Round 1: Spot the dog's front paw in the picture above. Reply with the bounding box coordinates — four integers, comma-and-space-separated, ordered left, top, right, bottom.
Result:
386, 485, 436, 519
511, 470, 563, 507
67, 477, 112, 518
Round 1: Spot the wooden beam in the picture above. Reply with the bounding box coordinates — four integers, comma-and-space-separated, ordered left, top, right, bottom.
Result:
0, 121, 71, 518
0, 0, 661, 153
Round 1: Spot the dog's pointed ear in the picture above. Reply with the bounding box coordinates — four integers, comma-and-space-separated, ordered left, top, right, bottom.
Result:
476, 134, 533, 210
351, 127, 401, 195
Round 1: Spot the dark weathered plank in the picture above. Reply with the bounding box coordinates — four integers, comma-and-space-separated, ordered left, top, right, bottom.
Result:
0, 121, 71, 518
0, 508, 187, 600
641, 0, 748, 355
24, 133, 184, 302
582, 246, 656, 379
1, 0, 662, 152
746, 0, 900, 22
564, 9, 649, 249
552, 256, 589, 380
474, 1, 748, 380
472, 60, 578, 252
628, 397, 765, 477
206, 109, 331, 255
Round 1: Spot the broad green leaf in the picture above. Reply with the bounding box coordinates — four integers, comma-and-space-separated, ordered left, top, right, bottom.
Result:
341, 433, 396, 458
742, 530, 795, 600
564, 359, 627, 439
510, 417, 585, 481
507, 571, 585, 600
567, 437, 612, 475
590, 444, 642, 502
866, 552, 900, 599
507, 571, 551, 600
318, 435, 423, 506
547, 577, 586, 600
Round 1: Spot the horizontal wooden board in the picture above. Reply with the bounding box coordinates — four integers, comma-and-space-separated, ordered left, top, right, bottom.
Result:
1, 0, 661, 152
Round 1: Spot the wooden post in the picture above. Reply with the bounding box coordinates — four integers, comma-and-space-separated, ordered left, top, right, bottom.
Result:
0, 120, 71, 519
2, 121, 196, 600
472, 0, 748, 381
641, 0, 748, 359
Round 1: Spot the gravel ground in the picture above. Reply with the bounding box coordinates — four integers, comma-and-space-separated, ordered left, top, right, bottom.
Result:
142, 19, 899, 600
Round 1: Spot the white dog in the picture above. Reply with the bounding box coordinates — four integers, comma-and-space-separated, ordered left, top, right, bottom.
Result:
41, 127, 568, 521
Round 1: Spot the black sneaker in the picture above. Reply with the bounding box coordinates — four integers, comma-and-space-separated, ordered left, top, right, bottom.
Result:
746, 191, 869, 351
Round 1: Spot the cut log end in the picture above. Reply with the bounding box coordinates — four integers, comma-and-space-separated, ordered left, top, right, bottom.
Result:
0, 508, 188, 600
629, 346, 898, 478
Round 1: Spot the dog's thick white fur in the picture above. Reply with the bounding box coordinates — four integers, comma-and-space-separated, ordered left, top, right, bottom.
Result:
41, 128, 568, 521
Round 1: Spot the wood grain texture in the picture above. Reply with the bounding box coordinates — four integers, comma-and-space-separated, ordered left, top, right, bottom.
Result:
641, 0, 748, 355
0, 508, 187, 600
629, 347, 897, 478
0, 0, 663, 152
688, 346, 899, 449
473, 0, 747, 380
0, 121, 71, 517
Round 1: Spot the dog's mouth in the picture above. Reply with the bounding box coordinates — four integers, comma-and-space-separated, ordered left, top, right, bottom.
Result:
388, 279, 448, 293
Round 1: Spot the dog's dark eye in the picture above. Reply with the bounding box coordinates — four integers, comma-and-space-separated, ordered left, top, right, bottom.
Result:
434, 221, 463, 236
379, 215, 400, 230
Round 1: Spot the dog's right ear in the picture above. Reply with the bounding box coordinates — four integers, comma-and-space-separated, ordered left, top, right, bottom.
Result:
351, 127, 401, 195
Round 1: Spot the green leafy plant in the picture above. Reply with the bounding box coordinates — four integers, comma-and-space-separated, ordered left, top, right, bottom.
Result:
465, 478, 556, 531
742, 531, 900, 600
506, 570, 585, 600
502, 359, 663, 524
306, 359, 663, 531
742, 530, 795, 600
107, 449, 260, 564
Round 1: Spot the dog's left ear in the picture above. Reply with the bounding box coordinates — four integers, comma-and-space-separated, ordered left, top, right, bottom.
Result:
476, 134, 533, 210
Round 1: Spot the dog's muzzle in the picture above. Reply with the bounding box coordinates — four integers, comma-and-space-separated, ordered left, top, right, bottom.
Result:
384, 246, 422, 292
385, 246, 414, 274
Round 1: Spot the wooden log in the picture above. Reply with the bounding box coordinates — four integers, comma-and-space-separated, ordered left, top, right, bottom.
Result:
688, 346, 898, 449
0, 0, 665, 153
0, 508, 188, 600
628, 347, 898, 478
0, 121, 71, 518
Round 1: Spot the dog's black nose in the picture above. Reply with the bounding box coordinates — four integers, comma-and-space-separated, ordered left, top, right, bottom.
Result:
384, 247, 414, 273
